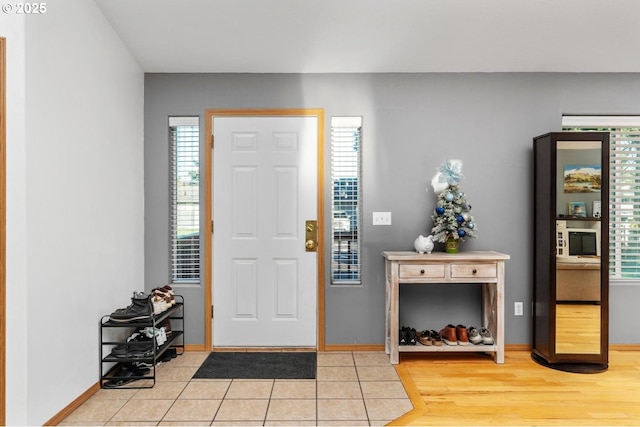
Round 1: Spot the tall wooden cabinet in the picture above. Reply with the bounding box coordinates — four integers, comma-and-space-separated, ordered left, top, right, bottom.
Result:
532, 132, 609, 372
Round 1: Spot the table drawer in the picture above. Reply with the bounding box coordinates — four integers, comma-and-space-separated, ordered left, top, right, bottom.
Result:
399, 264, 446, 279
451, 263, 497, 278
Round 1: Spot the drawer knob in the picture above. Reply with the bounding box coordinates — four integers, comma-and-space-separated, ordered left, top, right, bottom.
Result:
420, 269, 425, 274
472, 269, 478, 274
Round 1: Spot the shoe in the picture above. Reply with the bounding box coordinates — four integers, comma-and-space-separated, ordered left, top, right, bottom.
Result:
440, 324, 458, 345
109, 292, 153, 322
159, 350, 173, 362
103, 363, 150, 388
152, 288, 175, 307
479, 327, 494, 345
158, 318, 172, 335
126, 332, 152, 343
143, 326, 167, 346
418, 330, 433, 346
430, 330, 443, 346
151, 291, 168, 314
159, 285, 175, 295
132, 361, 154, 370
467, 326, 483, 345
456, 324, 469, 346
407, 328, 417, 345
399, 327, 408, 345
111, 341, 154, 358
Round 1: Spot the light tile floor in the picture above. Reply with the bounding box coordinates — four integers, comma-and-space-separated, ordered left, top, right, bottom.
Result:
60, 351, 413, 426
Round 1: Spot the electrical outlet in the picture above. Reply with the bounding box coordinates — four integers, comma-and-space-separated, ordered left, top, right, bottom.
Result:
514, 302, 524, 316
373, 212, 392, 225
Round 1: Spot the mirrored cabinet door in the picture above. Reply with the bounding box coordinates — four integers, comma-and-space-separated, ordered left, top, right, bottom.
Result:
532, 132, 609, 373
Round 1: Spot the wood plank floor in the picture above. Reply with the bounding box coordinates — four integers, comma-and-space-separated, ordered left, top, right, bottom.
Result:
391, 349, 640, 426
556, 304, 601, 354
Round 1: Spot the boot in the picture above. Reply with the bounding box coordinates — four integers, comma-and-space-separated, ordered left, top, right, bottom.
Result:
109, 292, 153, 322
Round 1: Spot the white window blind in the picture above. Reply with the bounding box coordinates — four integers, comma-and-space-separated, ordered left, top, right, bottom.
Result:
331, 117, 362, 284
169, 117, 200, 283
563, 116, 640, 280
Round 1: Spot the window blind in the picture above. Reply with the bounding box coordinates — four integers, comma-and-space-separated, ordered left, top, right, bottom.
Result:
563, 116, 640, 280
331, 117, 362, 284
169, 117, 200, 282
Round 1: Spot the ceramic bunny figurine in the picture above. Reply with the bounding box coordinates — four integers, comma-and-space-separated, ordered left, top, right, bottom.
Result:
414, 234, 434, 254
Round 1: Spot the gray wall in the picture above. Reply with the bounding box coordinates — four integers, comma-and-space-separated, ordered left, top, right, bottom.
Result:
144, 73, 640, 346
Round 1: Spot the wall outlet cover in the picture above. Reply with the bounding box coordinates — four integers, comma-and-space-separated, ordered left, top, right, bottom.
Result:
514, 302, 524, 316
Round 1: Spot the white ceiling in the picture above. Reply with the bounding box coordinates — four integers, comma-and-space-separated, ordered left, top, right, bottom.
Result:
94, 0, 640, 73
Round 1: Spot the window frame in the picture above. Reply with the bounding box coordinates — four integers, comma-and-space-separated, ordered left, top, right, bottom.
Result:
330, 116, 363, 285
562, 115, 640, 282
169, 116, 201, 284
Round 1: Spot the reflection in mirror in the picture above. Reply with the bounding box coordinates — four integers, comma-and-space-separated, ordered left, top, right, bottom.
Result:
555, 141, 602, 355
556, 304, 600, 354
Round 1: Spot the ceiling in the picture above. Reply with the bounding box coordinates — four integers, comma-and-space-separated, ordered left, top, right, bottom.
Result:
94, 0, 640, 73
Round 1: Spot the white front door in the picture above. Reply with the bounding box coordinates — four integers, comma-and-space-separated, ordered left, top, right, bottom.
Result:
213, 115, 318, 347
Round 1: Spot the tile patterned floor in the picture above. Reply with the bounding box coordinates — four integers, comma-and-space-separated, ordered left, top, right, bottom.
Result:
59, 351, 413, 426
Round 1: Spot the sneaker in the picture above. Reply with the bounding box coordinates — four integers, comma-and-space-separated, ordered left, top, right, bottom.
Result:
159, 285, 175, 295
152, 287, 175, 307
143, 326, 167, 346
109, 292, 153, 322
399, 326, 408, 345
151, 291, 168, 314
407, 328, 417, 345
467, 326, 483, 345
127, 332, 146, 343
111, 341, 154, 358
132, 361, 154, 369
158, 318, 172, 335
479, 327, 494, 345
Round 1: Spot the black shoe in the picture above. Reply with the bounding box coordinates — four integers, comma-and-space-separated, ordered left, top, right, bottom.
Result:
109, 292, 153, 322
102, 364, 147, 388
132, 361, 154, 370
111, 341, 154, 358
407, 328, 417, 345
400, 326, 408, 345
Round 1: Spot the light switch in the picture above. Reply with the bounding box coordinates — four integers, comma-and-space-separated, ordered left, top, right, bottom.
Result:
373, 212, 392, 225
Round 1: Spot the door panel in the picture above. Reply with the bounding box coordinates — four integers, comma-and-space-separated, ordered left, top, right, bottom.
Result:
213, 116, 318, 347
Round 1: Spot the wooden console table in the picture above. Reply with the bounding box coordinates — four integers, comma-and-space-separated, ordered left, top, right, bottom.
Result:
383, 251, 510, 364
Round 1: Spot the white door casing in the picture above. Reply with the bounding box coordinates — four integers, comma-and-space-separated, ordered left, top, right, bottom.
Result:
212, 115, 318, 347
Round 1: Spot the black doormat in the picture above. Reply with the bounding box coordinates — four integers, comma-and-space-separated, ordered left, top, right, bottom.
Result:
192, 352, 317, 379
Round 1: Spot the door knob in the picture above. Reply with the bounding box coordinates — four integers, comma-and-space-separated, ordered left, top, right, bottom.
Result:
305, 220, 318, 252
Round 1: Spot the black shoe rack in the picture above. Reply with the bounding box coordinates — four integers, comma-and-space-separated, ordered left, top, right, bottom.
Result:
99, 295, 185, 389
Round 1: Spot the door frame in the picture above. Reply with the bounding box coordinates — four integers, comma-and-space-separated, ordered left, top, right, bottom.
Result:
1, 36, 7, 425
204, 109, 325, 351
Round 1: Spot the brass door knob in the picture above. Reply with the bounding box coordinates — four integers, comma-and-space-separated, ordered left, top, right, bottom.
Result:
305, 220, 318, 252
